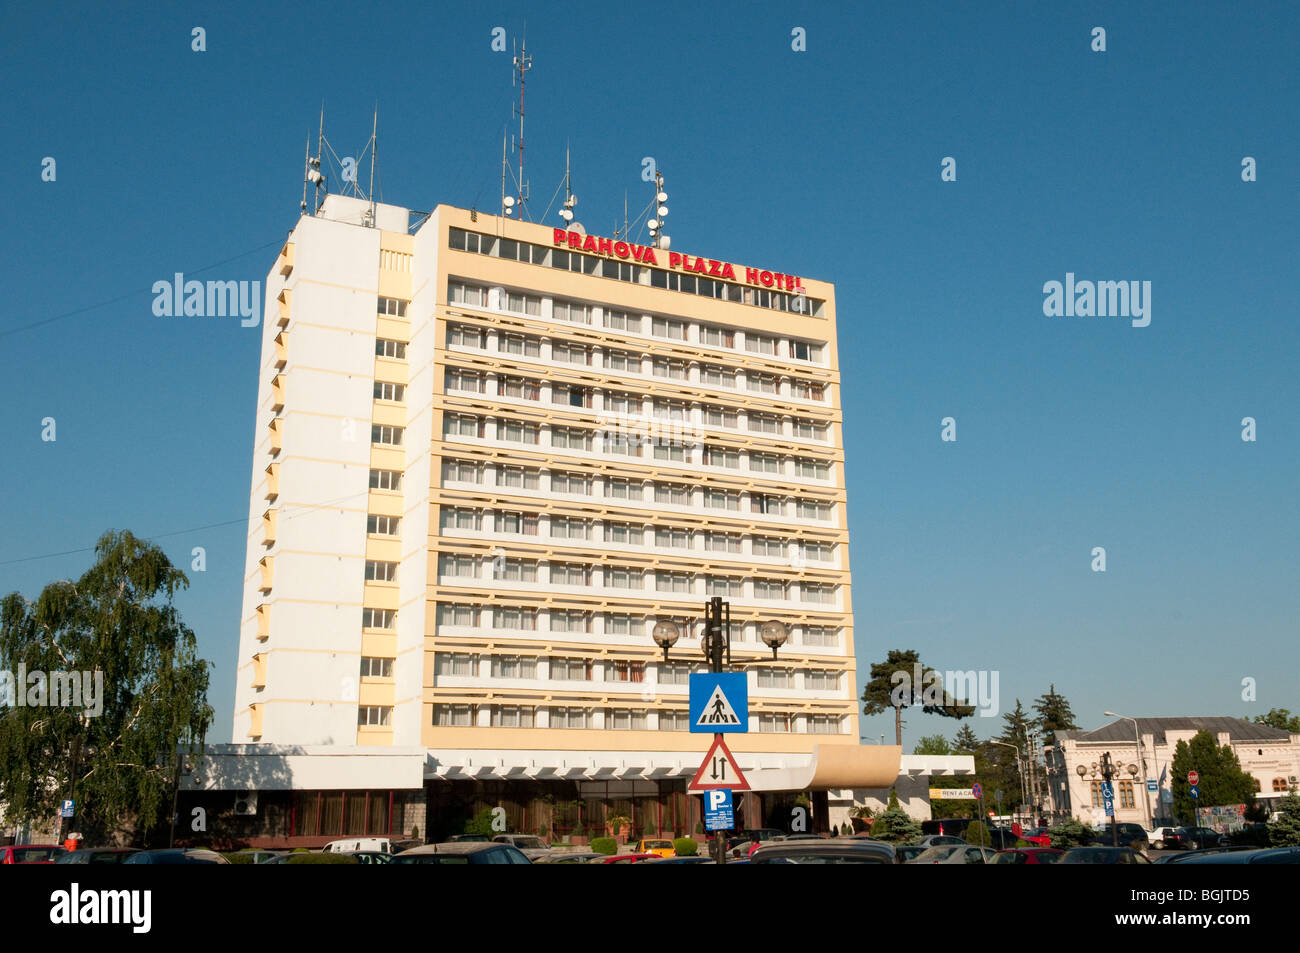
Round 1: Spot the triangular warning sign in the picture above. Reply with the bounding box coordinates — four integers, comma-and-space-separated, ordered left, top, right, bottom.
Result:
695, 684, 742, 728
688, 734, 750, 791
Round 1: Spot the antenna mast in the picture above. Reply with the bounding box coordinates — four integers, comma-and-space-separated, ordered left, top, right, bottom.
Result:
512, 35, 532, 220
367, 105, 378, 226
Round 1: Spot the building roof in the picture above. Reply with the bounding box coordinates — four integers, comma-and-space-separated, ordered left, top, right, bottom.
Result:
1057, 717, 1291, 746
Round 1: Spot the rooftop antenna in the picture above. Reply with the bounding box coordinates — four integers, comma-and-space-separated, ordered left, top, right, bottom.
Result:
500, 129, 515, 221
361, 105, 378, 227
511, 33, 532, 220
646, 170, 670, 250
557, 142, 577, 228
304, 106, 326, 215
300, 136, 310, 213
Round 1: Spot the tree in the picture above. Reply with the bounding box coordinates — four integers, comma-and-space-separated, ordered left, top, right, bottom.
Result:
913, 734, 953, 756
860, 649, 974, 747
0, 530, 213, 841
953, 724, 980, 753
1047, 818, 1091, 849
1269, 789, 1300, 846
869, 791, 921, 844
1254, 709, 1300, 733
1032, 684, 1078, 744
1169, 731, 1258, 824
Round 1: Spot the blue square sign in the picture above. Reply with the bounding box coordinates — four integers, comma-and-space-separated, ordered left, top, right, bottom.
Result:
689, 673, 748, 733
703, 789, 735, 831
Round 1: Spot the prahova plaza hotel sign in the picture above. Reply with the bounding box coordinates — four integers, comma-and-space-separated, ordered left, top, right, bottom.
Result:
552, 228, 804, 293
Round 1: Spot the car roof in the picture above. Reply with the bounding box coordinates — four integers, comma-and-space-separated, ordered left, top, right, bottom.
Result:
406, 842, 510, 855
753, 840, 895, 857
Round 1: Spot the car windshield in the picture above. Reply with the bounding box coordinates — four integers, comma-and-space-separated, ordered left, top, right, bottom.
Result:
511, 837, 545, 848
915, 847, 959, 861
13, 848, 61, 862
645, 841, 672, 849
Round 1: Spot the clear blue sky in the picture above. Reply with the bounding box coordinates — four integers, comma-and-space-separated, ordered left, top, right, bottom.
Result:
2, 2, 1297, 746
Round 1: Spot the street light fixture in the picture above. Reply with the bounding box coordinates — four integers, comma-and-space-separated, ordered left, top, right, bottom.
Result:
1105, 711, 1152, 831
758, 620, 789, 660
651, 621, 681, 661
989, 740, 1029, 825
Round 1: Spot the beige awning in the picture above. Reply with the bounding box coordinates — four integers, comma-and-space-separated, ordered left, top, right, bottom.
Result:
745, 744, 902, 791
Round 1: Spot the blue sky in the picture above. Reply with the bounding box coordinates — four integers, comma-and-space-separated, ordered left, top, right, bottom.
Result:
2, 1, 1296, 746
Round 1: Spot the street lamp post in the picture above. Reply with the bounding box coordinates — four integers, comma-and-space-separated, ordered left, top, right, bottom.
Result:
1099, 752, 1120, 847
1105, 711, 1151, 831
652, 597, 789, 863
989, 741, 1027, 825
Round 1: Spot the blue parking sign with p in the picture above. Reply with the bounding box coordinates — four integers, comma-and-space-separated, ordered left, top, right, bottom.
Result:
704, 788, 735, 831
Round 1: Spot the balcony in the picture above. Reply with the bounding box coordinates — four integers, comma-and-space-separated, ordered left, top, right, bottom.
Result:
274, 330, 287, 369
270, 374, 285, 412
277, 242, 294, 276
264, 462, 280, 500
276, 288, 291, 328
256, 604, 270, 641
262, 508, 277, 545
258, 555, 274, 592
251, 653, 267, 689
247, 703, 263, 739
268, 417, 283, 456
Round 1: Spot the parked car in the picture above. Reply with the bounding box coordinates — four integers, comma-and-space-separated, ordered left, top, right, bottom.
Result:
1020, 827, 1053, 848
1171, 846, 1300, 865
1060, 847, 1149, 864
920, 818, 973, 838
1, 845, 67, 864
443, 834, 492, 843
588, 853, 659, 864
342, 850, 392, 865
992, 847, 1064, 864
391, 843, 531, 864
750, 840, 895, 864
968, 828, 1023, 849
1146, 826, 1180, 850
643, 856, 714, 864
894, 845, 929, 864
1154, 846, 1254, 864
1161, 827, 1221, 851
322, 837, 393, 854
533, 851, 605, 864
123, 849, 229, 865
491, 834, 551, 860
1220, 823, 1271, 847
915, 834, 967, 849
633, 838, 676, 858
55, 848, 139, 865
912, 845, 998, 864
1090, 823, 1149, 849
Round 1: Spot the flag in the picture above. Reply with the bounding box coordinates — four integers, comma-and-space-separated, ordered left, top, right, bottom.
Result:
1158, 765, 1167, 785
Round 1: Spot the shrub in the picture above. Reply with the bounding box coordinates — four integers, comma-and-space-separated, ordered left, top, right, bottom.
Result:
695, 821, 704, 835
286, 852, 358, 864
410, 825, 420, 840
464, 806, 499, 836
1270, 790, 1300, 847
869, 806, 922, 843
840, 823, 852, 836
672, 837, 698, 856
965, 821, 991, 847
223, 852, 255, 864
1014, 839, 1031, 848
1047, 818, 1092, 849
590, 837, 618, 855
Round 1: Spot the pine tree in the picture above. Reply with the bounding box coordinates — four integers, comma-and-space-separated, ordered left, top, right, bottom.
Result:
860, 649, 974, 746
1169, 731, 1258, 824
1254, 709, 1300, 733
913, 734, 953, 755
953, 724, 980, 752
1032, 684, 1078, 744
1269, 789, 1300, 846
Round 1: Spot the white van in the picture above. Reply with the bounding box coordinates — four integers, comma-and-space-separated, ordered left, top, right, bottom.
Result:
322, 837, 393, 854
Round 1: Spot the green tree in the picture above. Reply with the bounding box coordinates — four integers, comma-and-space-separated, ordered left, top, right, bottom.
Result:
913, 734, 953, 756
1032, 684, 1078, 744
1254, 709, 1300, 733
463, 806, 500, 835
964, 820, 991, 847
0, 531, 212, 841
1047, 818, 1091, 848
953, 724, 980, 752
1269, 789, 1300, 846
1169, 731, 1258, 824
860, 649, 974, 747
869, 790, 921, 844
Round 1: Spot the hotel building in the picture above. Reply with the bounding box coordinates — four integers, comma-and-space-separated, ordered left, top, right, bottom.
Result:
185, 193, 965, 845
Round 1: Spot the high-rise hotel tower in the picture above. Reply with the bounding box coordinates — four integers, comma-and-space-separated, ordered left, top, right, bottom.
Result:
231, 193, 894, 836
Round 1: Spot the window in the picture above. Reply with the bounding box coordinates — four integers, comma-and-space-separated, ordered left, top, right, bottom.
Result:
445, 368, 484, 394
609, 661, 646, 683
371, 425, 403, 446
751, 536, 785, 558
604, 392, 642, 415
503, 291, 541, 316
360, 657, 394, 678
377, 297, 408, 317
362, 608, 396, 630
438, 553, 478, 578
604, 614, 645, 637
658, 663, 694, 686
448, 282, 487, 307
495, 606, 537, 630
436, 605, 479, 628
806, 670, 839, 691
702, 446, 740, 469
790, 340, 823, 362
701, 325, 735, 348
1118, 781, 1136, 809
794, 458, 830, 480
440, 507, 481, 532
605, 432, 641, 457
705, 532, 741, 553
551, 427, 592, 451
759, 713, 792, 733
448, 324, 486, 349
367, 515, 400, 536
495, 558, 538, 583
747, 373, 779, 395
365, 560, 398, 582
607, 709, 649, 730
801, 626, 837, 647
1273, 778, 1290, 792
550, 610, 592, 633
443, 413, 484, 440
552, 300, 592, 324
653, 482, 690, 506
758, 669, 793, 689
1089, 781, 1104, 808
802, 583, 836, 605
490, 655, 537, 679
373, 381, 406, 402
376, 338, 407, 359
658, 710, 690, 730
651, 358, 687, 380
605, 478, 636, 500
605, 567, 643, 590
433, 704, 474, 727
491, 705, 535, 728
442, 459, 482, 484
744, 333, 776, 355
751, 493, 782, 516
800, 542, 835, 562
651, 316, 687, 340
793, 418, 828, 440
792, 379, 825, 401
495, 511, 539, 535
369, 469, 402, 491
553, 384, 593, 409
358, 706, 393, 727
497, 465, 540, 490
753, 578, 787, 600
603, 349, 639, 373
656, 571, 692, 594
434, 652, 478, 676
550, 516, 591, 540
654, 527, 691, 550
703, 489, 739, 511
652, 441, 686, 462
497, 376, 541, 400
796, 499, 832, 521
551, 657, 594, 681
652, 398, 689, 423
550, 707, 590, 729
498, 419, 540, 444
706, 575, 743, 598
703, 406, 737, 429
605, 520, 642, 543
808, 715, 840, 735
500, 333, 541, 357
748, 413, 781, 434
699, 365, 735, 388
552, 342, 592, 365
603, 309, 640, 332
550, 562, 591, 586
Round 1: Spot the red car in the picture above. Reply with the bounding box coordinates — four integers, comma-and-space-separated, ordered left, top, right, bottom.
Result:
589, 853, 658, 864
1020, 828, 1053, 848
1, 845, 68, 864
992, 848, 1064, 865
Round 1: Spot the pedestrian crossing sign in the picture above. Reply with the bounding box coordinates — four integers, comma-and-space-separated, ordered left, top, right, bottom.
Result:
689, 673, 748, 733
